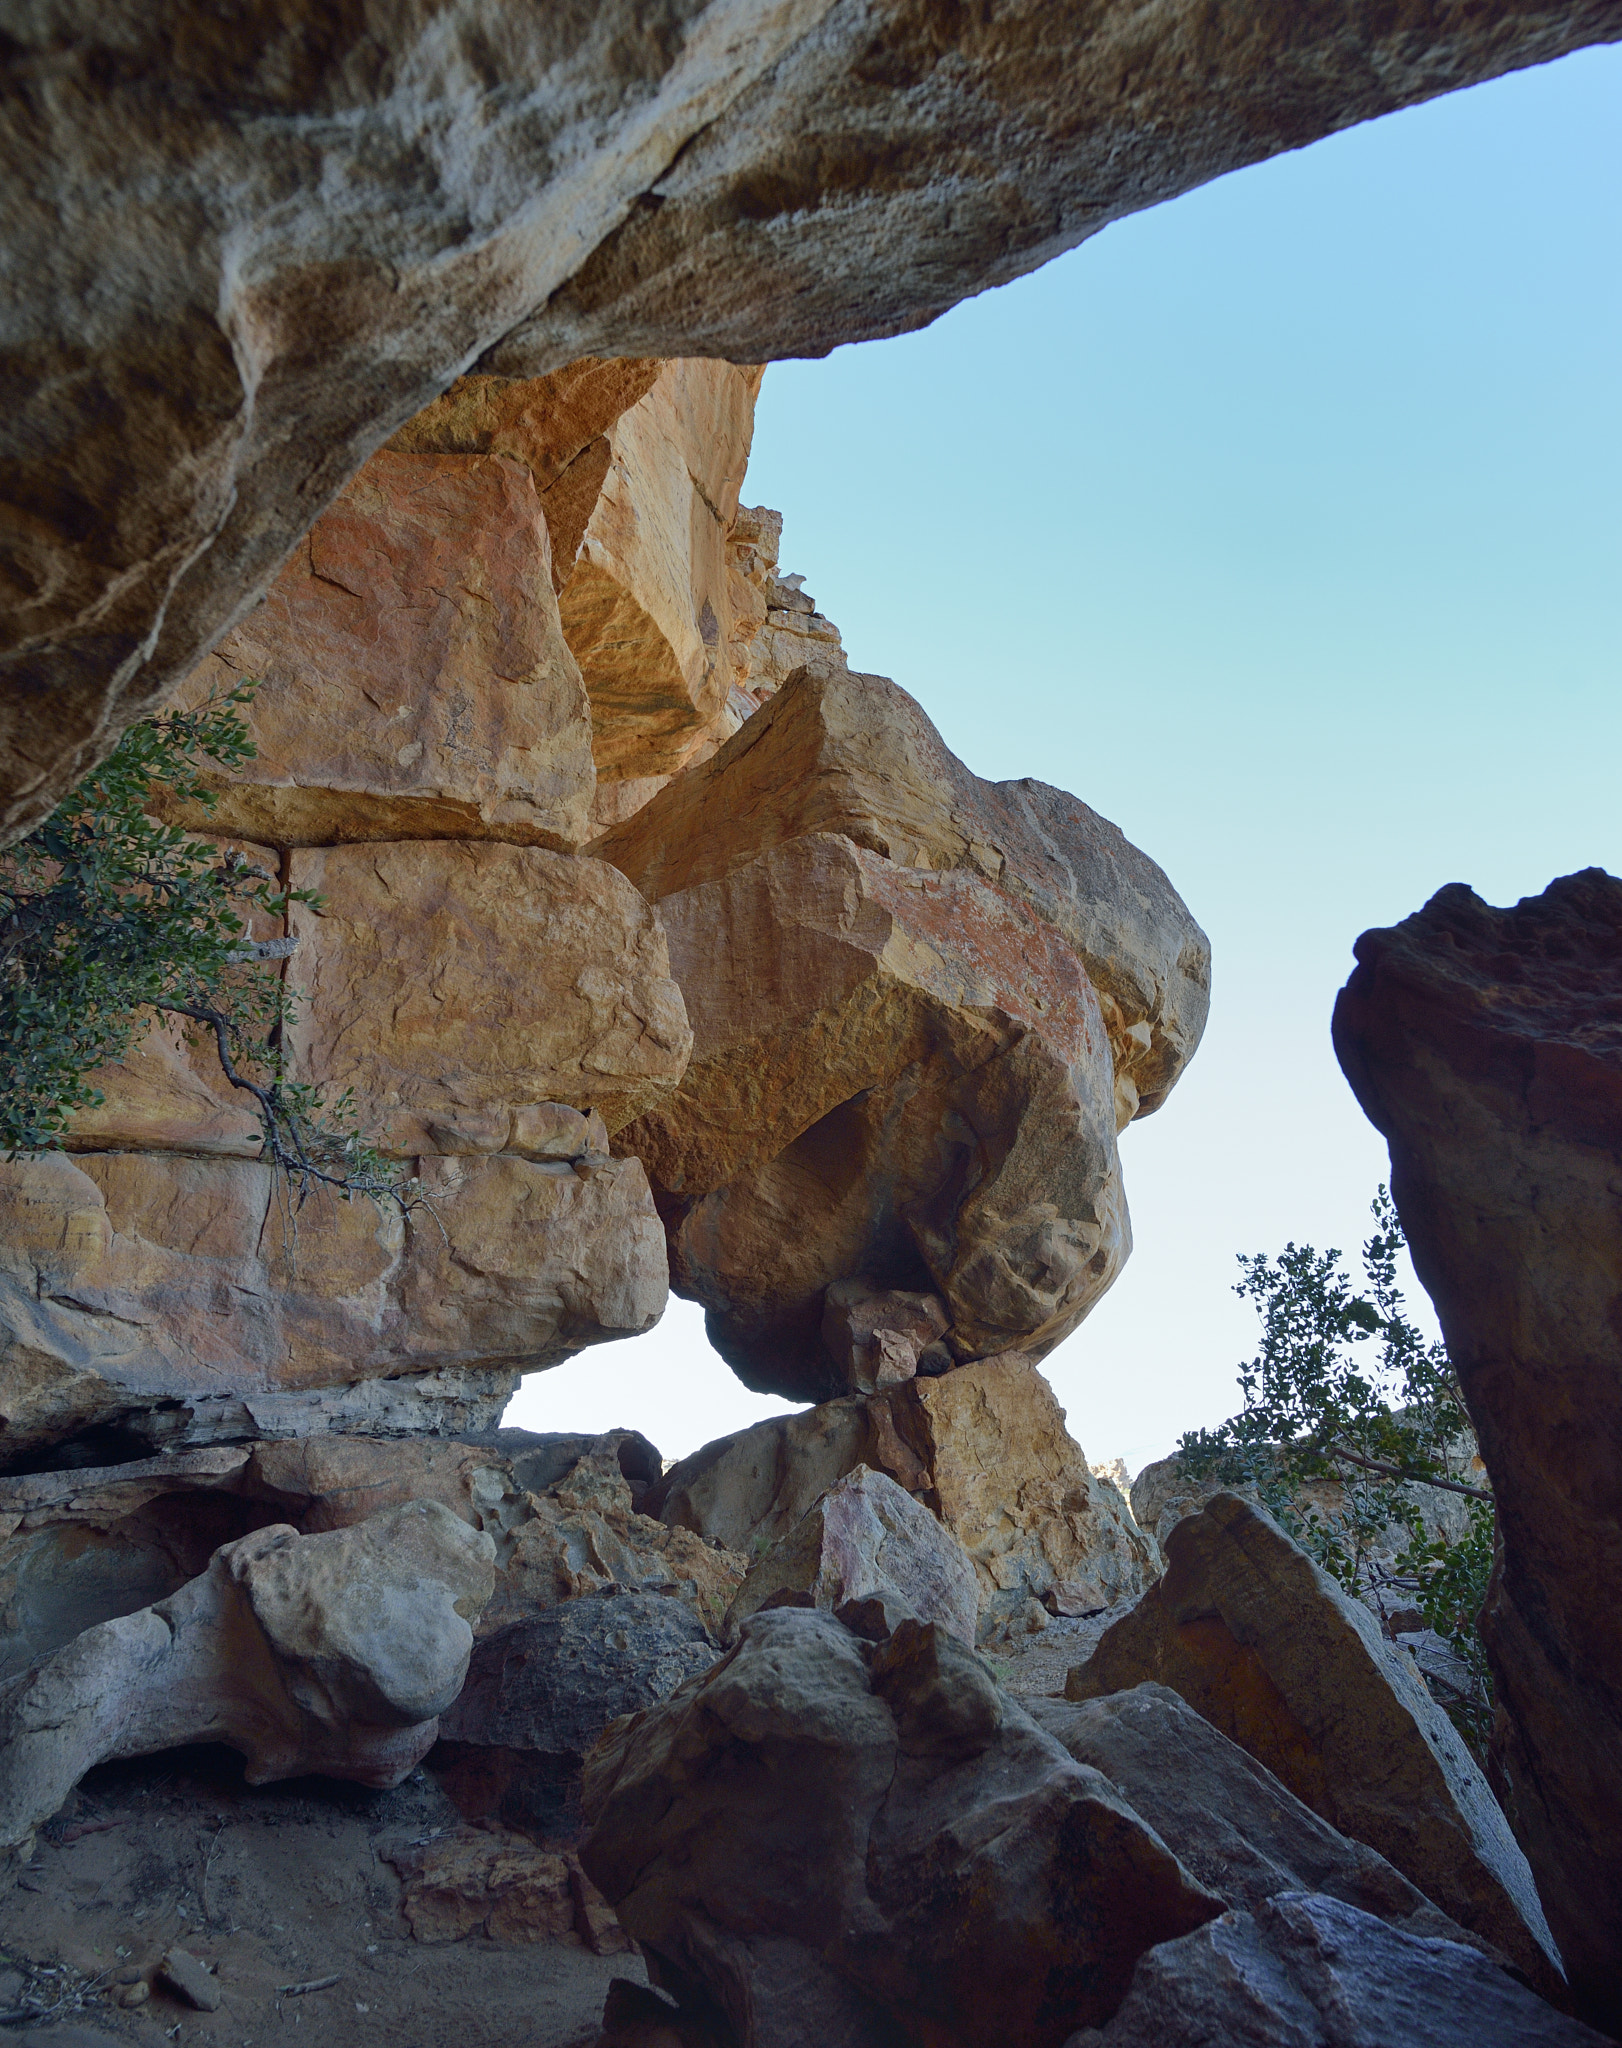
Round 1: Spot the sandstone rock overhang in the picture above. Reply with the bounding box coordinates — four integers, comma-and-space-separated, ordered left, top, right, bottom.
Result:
5, 0, 1620, 841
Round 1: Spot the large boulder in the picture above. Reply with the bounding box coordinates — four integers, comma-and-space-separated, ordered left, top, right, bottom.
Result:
580, 1609, 1224, 2048
7, 0, 1615, 842
724, 1464, 981, 1646
1074, 1892, 1609, 2048
1028, 1684, 1496, 1951
1063, 1492, 1561, 1994
0, 1500, 495, 1852
652, 1353, 1156, 1637
597, 668, 1210, 1395
1333, 870, 1622, 2033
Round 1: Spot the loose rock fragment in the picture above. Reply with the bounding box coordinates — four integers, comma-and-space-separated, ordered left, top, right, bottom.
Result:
159, 1947, 220, 2012
724, 1465, 980, 1646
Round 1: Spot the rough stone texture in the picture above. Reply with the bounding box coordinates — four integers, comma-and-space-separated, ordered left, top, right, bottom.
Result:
441, 1592, 719, 1760
8, 1, 1619, 843
654, 1354, 1157, 1639
560, 360, 764, 788
1027, 1685, 1495, 1953
0, 1428, 736, 1687
0, 1500, 495, 1851
384, 1824, 579, 1945
161, 451, 598, 851
1063, 1492, 1561, 1995
0, 1148, 668, 1467
599, 670, 1207, 1395
580, 1609, 1222, 2048
285, 840, 691, 1154
1072, 1892, 1609, 2048
1332, 869, 1622, 2033
724, 1464, 980, 1646
820, 1279, 950, 1396
598, 668, 1210, 1123
386, 356, 664, 589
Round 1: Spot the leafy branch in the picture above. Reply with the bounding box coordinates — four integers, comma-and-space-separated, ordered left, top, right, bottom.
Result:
1179, 1189, 1495, 1757
0, 685, 425, 1218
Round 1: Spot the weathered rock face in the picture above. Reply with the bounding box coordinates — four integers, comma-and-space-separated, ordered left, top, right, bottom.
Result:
1078, 1892, 1610, 2048
599, 668, 1209, 1395
724, 1464, 981, 1647
1063, 1492, 1561, 1995
441, 1593, 719, 1761
0, 1429, 741, 1683
1332, 870, 1622, 2033
0, 1500, 496, 1851
160, 452, 598, 851
1028, 1684, 1494, 1952
7, 0, 1616, 842
653, 1352, 1156, 1638
0, 1146, 667, 1467
580, 1609, 1223, 2048
559, 359, 764, 793
284, 841, 690, 1153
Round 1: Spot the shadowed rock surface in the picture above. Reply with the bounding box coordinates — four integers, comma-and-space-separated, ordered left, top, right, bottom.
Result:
1064, 1492, 1562, 1994
1069, 1892, 1609, 2048
1333, 868, 1622, 2032
1028, 1685, 1499, 1952
9, 0, 1618, 838
0, 1500, 495, 1851
580, 1609, 1223, 2048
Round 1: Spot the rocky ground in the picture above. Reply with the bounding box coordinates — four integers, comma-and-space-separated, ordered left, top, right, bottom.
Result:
1, 1747, 638, 2045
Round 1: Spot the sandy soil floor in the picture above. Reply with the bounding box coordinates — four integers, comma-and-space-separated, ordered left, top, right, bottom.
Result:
1, 1746, 640, 2047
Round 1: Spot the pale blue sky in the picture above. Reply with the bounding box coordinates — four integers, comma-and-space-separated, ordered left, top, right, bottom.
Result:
509, 44, 1621, 1475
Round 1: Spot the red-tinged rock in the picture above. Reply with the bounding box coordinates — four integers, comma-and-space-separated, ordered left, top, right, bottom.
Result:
1333, 868, 1622, 2032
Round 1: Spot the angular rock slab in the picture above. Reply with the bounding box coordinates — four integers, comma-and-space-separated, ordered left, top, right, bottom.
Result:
1333, 869, 1622, 2033
1072, 1892, 1608, 2048
581, 1609, 1222, 2048
0, 1147, 667, 1466
560, 359, 764, 785
724, 1464, 981, 1646
0, 1500, 495, 1851
1028, 1685, 1491, 1951
1064, 1492, 1561, 1995
653, 1353, 1156, 1637
286, 840, 691, 1153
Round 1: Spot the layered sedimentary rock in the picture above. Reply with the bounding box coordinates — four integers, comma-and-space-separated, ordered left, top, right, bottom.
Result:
0, 1501, 496, 1851
1333, 870, 1622, 2032
1064, 1492, 1561, 1993
7, 0, 1619, 842
653, 1352, 1156, 1636
0, 1145, 667, 1466
599, 668, 1210, 1395
580, 1610, 1223, 2048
